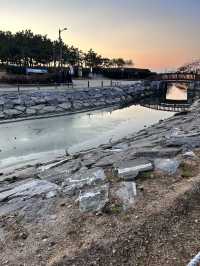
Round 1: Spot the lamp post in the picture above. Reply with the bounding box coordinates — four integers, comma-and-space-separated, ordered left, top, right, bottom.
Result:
59, 27, 67, 69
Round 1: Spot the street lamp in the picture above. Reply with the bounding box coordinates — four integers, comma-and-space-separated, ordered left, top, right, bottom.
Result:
59, 27, 67, 69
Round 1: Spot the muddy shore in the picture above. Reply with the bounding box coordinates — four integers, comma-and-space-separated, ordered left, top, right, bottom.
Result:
1, 100, 200, 265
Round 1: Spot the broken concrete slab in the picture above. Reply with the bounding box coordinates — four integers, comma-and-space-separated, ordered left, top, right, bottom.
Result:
115, 182, 137, 211
116, 159, 153, 180
78, 184, 109, 213
154, 158, 180, 175
62, 168, 106, 196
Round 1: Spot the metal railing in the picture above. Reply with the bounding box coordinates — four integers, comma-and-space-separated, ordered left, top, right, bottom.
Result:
0, 80, 139, 94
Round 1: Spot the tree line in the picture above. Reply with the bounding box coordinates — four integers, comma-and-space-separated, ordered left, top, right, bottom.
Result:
0, 30, 133, 69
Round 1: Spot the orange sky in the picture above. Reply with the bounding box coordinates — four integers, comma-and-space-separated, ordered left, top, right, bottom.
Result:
0, 0, 199, 71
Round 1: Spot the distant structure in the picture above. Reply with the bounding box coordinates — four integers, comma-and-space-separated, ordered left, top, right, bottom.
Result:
178, 59, 200, 73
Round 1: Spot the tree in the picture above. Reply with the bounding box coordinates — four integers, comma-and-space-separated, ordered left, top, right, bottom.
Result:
111, 58, 126, 68
84, 49, 103, 68
0, 29, 134, 70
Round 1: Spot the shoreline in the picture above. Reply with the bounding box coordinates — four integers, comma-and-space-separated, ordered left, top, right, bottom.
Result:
1, 100, 200, 265
0, 103, 121, 125
0, 83, 158, 123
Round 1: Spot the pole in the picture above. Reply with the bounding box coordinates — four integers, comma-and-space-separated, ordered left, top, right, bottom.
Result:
58, 28, 67, 69
59, 29, 62, 69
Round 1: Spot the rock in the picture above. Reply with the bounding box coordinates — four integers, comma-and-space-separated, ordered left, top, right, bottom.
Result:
38, 160, 81, 184
38, 106, 57, 114
164, 135, 200, 149
14, 106, 26, 112
4, 109, 22, 117
0, 179, 60, 202
154, 158, 180, 174
81, 151, 106, 167
62, 168, 106, 196
26, 108, 37, 115
111, 143, 129, 152
0, 167, 37, 184
73, 101, 83, 110
59, 102, 72, 110
183, 151, 197, 158
135, 148, 181, 158
116, 159, 153, 180
115, 182, 137, 210
78, 184, 109, 213
0, 112, 5, 119
31, 104, 45, 111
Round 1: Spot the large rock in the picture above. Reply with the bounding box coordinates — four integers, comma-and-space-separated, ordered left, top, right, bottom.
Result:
0, 179, 60, 202
58, 102, 72, 110
62, 168, 106, 196
73, 101, 83, 110
26, 108, 37, 115
164, 135, 200, 149
31, 104, 45, 111
0, 112, 5, 119
78, 184, 109, 213
116, 159, 153, 180
14, 106, 26, 112
135, 147, 181, 158
4, 109, 22, 117
154, 158, 180, 174
115, 182, 137, 210
38, 160, 82, 184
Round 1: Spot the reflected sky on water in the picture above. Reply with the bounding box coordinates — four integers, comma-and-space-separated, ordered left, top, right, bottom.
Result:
0, 84, 193, 171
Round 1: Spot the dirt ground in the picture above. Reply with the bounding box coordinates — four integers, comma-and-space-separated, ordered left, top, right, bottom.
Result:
1, 155, 200, 266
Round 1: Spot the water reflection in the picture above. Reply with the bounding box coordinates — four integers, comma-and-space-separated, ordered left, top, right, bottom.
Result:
141, 81, 199, 112
0, 81, 199, 171
166, 82, 188, 101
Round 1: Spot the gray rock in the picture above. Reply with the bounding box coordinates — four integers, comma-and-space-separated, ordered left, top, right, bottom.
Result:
115, 182, 137, 210
78, 184, 109, 213
154, 158, 180, 174
14, 106, 26, 112
38, 160, 81, 184
4, 109, 22, 117
182, 151, 197, 159
73, 101, 83, 110
0, 179, 60, 202
26, 108, 37, 115
111, 143, 129, 152
164, 135, 200, 149
38, 106, 57, 114
0, 167, 37, 184
0, 112, 5, 119
135, 147, 181, 158
116, 159, 153, 179
62, 168, 106, 196
58, 102, 72, 110
32, 104, 45, 111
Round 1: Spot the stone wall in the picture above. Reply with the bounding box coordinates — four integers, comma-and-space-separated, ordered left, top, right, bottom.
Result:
0, 83, 157, 121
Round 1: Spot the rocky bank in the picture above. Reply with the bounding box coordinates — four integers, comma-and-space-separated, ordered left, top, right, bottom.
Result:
0, 83, 158, 122
1, 99, 200, 265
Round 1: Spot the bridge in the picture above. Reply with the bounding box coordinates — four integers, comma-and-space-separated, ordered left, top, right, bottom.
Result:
150, 72, 200, 82
141, 102, 191, 112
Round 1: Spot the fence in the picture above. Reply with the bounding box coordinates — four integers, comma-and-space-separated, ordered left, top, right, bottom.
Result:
0, 79, 139, 94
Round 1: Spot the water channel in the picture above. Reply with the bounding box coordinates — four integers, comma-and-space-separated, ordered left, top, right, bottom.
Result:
0, 84, 190, 171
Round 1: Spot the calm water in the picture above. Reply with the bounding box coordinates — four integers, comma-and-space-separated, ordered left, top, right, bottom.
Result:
0, 105, 173, 171
0, 84, 190, 172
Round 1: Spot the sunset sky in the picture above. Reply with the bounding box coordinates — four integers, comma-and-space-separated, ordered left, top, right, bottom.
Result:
0, 0, 200, 71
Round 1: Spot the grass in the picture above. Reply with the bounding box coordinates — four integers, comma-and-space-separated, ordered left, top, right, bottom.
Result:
180, 162, 195, 178
137, 171, 154, 180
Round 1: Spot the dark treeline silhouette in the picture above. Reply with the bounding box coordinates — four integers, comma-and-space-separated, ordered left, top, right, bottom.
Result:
0, 30, 133, 69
